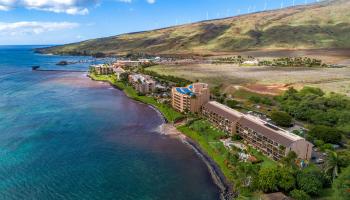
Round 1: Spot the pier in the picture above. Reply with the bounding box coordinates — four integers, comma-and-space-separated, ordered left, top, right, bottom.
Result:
31, 66, 87, 73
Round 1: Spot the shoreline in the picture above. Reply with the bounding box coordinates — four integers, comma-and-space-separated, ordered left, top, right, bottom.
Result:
87, 74, 235, 200
160, 123, 235, 200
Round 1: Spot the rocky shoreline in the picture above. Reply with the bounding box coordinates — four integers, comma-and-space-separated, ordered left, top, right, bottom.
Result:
87, 74, 235, 200
160, 124, 236, 200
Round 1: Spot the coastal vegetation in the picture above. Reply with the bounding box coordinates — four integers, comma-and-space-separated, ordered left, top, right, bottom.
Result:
178, 119, 273, 198
177, 117, 350, 199
331, 165, 350, 200
89, 73, 183, 122
276, 87, 350, 135
270, 111, 293, 127
182, 86, 350, 199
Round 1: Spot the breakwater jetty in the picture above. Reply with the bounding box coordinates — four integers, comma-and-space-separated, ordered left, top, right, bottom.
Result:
31, 66, 87, 73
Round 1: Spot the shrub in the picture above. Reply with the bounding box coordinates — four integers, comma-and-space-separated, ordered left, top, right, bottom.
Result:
226, 99, 239, 108
249, 96, 261, 104
331, 166, 350, 200
271, 111, 293, 127
257, 167, 280, 192
278, 168, 296, 192
232, 134, 242, 141
314, 139, 325, 147
297, 168, 323, 196
290, 189, 311, 200
309, 125, 342, 144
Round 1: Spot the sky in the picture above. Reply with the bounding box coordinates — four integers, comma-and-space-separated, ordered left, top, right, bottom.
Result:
0, 0, 323, 45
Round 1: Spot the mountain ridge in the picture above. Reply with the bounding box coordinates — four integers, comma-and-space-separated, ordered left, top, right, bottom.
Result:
38, 0, 350, 56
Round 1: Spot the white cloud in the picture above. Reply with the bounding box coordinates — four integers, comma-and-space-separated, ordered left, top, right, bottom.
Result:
0, 21, 79, 36
117, 0, 156, 4
0, 0, 156, 14
146, 0, 155, 4
0, 0, 97, 15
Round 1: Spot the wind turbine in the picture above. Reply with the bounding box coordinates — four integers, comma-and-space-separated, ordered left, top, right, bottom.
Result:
264, 1, 267, 11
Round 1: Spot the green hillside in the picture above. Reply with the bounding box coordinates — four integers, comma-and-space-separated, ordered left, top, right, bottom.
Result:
39, 0, 350, 56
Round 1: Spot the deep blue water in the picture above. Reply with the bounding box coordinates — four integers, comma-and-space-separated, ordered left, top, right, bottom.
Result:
0, 46, 220, 200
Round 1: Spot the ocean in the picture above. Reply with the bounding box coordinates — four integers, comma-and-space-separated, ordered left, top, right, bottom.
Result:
0, 46, 220, 200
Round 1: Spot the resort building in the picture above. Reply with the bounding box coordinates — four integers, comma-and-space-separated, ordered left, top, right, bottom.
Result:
113, 60, 150, 67
171, 83, 210, 113
113, 67, 125, 80
128, 74, 156, 94
202, 101, 313, 161
91, 64, 114, 75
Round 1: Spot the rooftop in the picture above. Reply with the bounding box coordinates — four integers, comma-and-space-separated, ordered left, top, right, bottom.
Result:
130, 74, 155, 84
244, 114, 303, 142
174, 83, 208, 96
176, 87, 194, 96
203, 101, 243, 122
203, 101, 305, 147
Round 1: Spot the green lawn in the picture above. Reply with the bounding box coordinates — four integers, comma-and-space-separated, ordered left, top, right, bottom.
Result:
177, 122, 234, 182
249, 148, 277, 169
89, 73, 183, 123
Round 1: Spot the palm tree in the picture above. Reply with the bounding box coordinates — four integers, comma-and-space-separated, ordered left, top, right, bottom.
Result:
325, 151, 340, 182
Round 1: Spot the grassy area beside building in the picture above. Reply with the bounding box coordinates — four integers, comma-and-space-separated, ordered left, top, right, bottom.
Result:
177, 120, 234, 181
177, 119, 280, 198
89, 73, 183, 123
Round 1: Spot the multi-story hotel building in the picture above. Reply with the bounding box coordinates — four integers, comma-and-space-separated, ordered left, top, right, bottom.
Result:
113, 67, 125, 80
128, 74, 156, 94
171, 83, 210, 113
91, 64, 114, 75
202, 101, 313, 161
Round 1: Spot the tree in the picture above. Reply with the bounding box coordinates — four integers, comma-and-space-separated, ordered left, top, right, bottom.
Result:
257, 167, 280, 192
338, 151, 350, 168
325, 151, 341, 182
331, 166, 350, 200
278, 168, 296, 192
290, 189, 311, 200
300, 87, 324, 97
248, 96, 261, 104
281, 151, 298, 168
236, 163, 259, 188
119, 72, 130, 82
226, 99, 239, 108
271, 111, 293, 127
308, 125, 342, 144
297, 168, 323, 196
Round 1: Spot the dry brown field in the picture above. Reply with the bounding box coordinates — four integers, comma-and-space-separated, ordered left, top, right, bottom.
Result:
148, 63, 350, 96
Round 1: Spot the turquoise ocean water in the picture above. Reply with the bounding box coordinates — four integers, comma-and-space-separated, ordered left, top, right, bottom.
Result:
0, 46, 220, 200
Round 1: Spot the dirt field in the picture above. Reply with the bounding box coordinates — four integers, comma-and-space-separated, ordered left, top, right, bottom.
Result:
210, 49, 350, 65
148, 64, 350, 96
